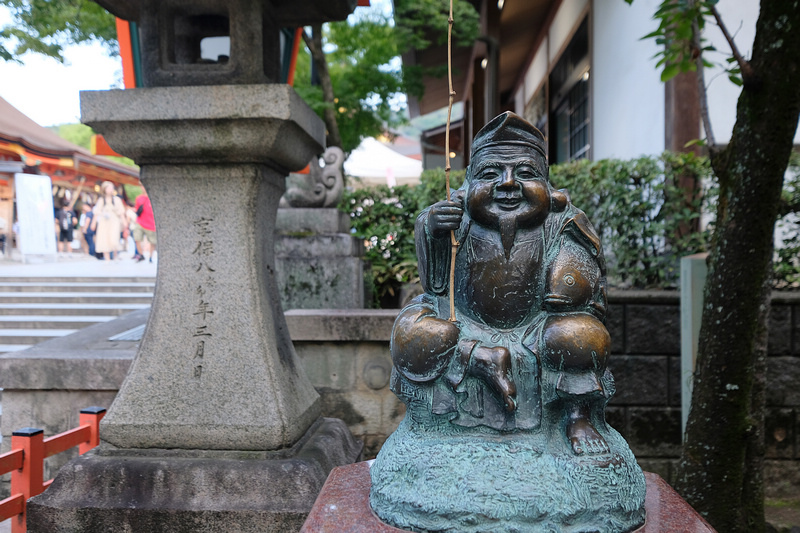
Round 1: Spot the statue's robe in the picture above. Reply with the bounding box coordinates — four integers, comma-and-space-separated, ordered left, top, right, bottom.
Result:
391, 198, 609, 432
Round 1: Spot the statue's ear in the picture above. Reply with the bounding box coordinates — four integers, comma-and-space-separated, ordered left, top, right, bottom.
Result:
551, 189, 569, 212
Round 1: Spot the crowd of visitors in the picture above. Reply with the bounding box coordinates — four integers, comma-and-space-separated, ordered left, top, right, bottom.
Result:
50, 181, 156, 262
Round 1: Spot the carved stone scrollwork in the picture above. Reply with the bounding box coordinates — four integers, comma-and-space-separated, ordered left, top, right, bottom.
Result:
280, 146, 345, 208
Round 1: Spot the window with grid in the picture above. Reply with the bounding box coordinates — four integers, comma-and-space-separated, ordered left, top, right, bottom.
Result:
548, 17, 590, 164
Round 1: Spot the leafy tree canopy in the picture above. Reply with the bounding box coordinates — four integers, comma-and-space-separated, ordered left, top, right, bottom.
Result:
51, 122, 136, 167
52, 122, 93, 147
0, 0, 117, 62
294, 10, 408, 152
394, 0, 480, 50
295, 0, 479, 152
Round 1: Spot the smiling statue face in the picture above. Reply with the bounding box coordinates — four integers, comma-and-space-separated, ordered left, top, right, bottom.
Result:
466, 146, 551, 232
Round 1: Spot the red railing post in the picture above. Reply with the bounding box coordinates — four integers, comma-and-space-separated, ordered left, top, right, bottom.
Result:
9, 428, 44, 533
78, 406, 107, 455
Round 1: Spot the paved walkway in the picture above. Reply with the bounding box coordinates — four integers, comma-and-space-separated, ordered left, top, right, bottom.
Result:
0, 251, 158, 279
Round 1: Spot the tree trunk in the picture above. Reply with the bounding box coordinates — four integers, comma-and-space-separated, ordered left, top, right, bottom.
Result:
303, 24, 343, 149
674, 3, 800, 532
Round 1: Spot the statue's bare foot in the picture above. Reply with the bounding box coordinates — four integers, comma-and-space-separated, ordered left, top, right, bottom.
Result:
471, 346, 517, 412
567, 407, 609, 455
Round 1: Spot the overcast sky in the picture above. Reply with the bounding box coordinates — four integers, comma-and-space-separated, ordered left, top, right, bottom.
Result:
0, 7, 122, 127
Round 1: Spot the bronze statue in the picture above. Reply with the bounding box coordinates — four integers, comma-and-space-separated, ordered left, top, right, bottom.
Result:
370, 112, 646, 533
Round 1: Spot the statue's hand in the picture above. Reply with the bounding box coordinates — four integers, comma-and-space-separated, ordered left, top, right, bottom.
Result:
427, 200, 463, 238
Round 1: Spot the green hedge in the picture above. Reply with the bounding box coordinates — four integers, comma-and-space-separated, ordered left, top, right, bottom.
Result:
549, 152, 712, 288
340, 169, 465, 306
774, 152, 800, 289
340, 152, 800, 306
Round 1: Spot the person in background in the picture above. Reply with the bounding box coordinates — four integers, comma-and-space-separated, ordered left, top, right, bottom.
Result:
133, 191, 157, 263
55, 197, 77, 256
91, 181, 126, 260
125, 200, 140, 260
0, 215, 7, 256
79, 203, 96, 256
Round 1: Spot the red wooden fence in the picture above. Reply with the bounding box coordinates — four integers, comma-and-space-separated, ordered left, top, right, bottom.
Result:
0, 407, 106, 533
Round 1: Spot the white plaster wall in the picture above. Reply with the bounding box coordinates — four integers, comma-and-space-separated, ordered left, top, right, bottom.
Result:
592, 0, 665, 160
705, 2, 800, 144
549, 0, 589, 63
524, 45, 549, 104
514, 86, 525, 115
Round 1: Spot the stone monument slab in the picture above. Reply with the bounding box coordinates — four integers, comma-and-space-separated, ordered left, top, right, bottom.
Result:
79, 85, 327, 450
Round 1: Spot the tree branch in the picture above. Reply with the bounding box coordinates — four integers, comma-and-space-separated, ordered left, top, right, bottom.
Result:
301, 25, 342, 149
710, 6, 755, 81
691, 16, 716, 152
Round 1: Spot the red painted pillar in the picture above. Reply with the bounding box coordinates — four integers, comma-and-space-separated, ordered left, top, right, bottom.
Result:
78, 407, 107, 455
10, 428, 44, 533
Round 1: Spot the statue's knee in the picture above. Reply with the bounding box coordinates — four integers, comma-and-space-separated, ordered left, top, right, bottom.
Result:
541, 314, 610, 372
391, 304, 460, 382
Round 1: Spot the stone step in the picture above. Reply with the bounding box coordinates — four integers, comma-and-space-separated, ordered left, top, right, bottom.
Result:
0, 303, 151, 316
0, 344, 31, 354
0, 316, 116, 329
0, 328, 78, 345
0, 282, 155, 293
0, 292, 153, 304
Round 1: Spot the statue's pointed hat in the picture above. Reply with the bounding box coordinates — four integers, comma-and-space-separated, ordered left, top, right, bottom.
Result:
470, 111, 547, 159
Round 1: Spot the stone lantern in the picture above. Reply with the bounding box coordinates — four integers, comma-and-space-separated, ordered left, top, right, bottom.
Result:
93, 0, 356, 87
26, 1, 362, 531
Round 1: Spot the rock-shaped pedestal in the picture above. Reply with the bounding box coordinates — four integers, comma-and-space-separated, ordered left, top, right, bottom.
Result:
370, 408, 645, 532
25, 85, 362, 532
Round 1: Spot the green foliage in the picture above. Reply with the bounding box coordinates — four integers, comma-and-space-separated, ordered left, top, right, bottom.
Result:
294, 0, 479, 153
53, 122, 93, 148
774, 153, 800, 289
392, 0, 479, 102
339, 168, 465, 306
51, 122, 137, 167
551, 152, 712, 288
394, 0, 480, 49
342, 151, 800, 304
122, 184, 143, 201
625, 0, 742, 85
0, 0, 117, 63
294, 10, 408, 152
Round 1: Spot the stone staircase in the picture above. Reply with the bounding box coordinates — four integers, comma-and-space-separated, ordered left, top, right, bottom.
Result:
0, 277, 155, 354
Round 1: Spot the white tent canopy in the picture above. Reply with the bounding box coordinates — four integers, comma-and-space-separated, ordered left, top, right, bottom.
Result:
343, 137, 423, 188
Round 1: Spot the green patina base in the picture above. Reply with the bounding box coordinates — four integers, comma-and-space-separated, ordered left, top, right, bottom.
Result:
370, 413, 646, 533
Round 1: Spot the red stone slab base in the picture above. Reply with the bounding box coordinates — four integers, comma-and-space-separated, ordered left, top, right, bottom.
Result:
301, 461, 716, 533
